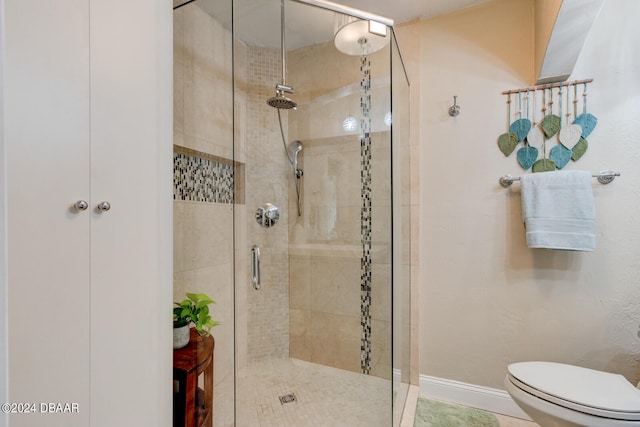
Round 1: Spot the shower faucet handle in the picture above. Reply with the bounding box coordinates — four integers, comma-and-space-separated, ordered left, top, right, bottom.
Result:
255, 203, 279, 228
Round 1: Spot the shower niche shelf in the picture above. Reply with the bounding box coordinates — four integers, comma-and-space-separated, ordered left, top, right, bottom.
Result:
173, 144, 245, 205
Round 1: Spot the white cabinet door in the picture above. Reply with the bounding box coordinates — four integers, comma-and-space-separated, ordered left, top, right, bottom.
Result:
88, 1, 172, 426
5, 1, 91, 426
3, 1, 172, 426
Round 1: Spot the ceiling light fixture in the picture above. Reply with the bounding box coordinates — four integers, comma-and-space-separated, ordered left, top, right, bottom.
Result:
333, 15, 390, 56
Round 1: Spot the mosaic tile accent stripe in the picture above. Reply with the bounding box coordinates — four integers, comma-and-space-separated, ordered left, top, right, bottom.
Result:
359, 49, 373, 375
173, 147, 234, 203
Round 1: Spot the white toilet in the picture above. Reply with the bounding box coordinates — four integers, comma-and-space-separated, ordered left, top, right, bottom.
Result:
505, 361, 640, 427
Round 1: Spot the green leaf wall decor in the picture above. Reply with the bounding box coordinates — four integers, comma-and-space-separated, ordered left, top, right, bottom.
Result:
498, 132, 518, 157
571, 138, 588, 161
499, 81, 596, 170
541, 115, 561, 138
532, 159, 556, 172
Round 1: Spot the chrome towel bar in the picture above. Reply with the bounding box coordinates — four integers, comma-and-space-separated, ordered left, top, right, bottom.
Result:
499, 170, 621, 188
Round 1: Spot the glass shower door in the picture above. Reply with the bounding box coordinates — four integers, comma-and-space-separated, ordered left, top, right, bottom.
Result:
173, 0, 411, 425
172, 1, 236, 426
233, 0, 406, 425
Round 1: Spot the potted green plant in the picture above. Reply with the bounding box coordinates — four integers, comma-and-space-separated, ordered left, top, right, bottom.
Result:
173, 292, 220, 349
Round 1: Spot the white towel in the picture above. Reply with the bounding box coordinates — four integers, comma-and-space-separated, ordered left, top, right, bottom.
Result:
520, 170, 596, 251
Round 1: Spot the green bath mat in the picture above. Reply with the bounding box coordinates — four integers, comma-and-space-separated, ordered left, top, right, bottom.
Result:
414, 398, 499, 427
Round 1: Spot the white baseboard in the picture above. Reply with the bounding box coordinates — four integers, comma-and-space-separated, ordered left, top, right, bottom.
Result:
419, 374, 532, 421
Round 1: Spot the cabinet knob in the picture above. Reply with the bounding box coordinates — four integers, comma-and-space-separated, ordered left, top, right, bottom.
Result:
74, 200, 89, 211
97, 201, 111, 212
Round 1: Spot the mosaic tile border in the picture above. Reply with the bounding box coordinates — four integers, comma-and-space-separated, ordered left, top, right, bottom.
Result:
173, 145, 244, 204
359, 51, 373, 375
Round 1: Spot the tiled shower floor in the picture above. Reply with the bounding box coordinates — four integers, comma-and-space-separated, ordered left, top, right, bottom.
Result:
215, 358, 535, 427
230, 358, 393, 427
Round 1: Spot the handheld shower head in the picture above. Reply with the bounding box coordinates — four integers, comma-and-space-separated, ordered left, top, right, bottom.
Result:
289, 140, 303, 178
289, 140, 304, 217
290, 140, 302, 156
289, 139, 302, 163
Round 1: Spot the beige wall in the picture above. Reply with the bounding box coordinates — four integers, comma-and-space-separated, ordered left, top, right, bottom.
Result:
416, 0, 640, 390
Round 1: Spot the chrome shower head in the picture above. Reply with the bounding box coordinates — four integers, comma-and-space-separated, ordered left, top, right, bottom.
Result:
267, 84, 297, 110
267, 93, 297, 110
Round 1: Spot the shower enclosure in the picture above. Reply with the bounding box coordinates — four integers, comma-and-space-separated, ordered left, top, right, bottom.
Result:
173, 0, 410, 425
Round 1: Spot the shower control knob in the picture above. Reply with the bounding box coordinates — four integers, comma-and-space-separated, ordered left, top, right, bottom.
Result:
97, 201, 111, 212
255, 203, 279, 228
74, 200, 89, 211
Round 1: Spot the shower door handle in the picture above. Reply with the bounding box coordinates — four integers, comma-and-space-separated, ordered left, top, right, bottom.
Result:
251, 245, 261, 290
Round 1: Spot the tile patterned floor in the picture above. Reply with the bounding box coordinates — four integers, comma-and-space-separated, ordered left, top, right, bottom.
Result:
235, 358, 392, 426
216, 358, 539, 427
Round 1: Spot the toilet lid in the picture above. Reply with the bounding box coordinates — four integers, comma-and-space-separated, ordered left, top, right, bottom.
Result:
508, 362, 640, 420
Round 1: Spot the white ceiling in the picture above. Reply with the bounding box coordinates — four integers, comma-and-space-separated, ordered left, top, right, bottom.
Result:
190, 0, 491, 50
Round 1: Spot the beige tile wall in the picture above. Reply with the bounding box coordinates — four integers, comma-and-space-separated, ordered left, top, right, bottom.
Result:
287, 41, 393, 378
238, 43, 292, 364
173, 5, 235, 426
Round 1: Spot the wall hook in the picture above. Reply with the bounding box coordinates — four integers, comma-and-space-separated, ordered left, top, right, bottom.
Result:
449, 96, 460, 117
